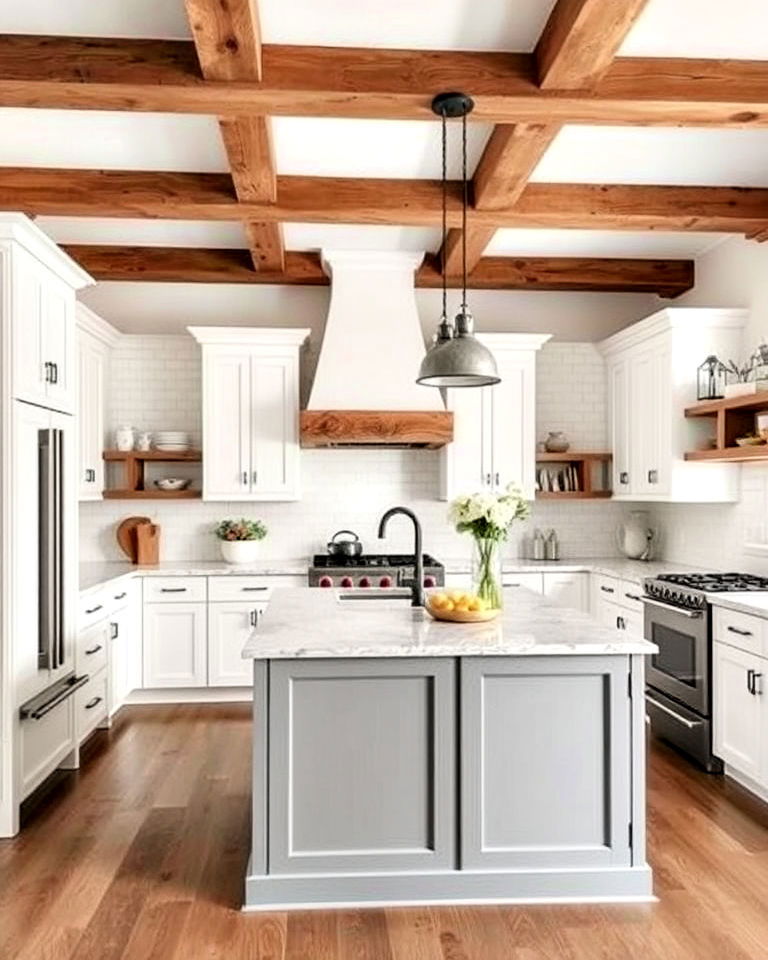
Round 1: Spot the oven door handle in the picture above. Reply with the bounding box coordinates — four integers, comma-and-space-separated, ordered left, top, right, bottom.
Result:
643, 597, 704, 619
646, 694, 703, 730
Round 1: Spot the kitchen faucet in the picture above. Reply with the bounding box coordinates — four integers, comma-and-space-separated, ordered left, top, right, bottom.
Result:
377, 506, 424, 607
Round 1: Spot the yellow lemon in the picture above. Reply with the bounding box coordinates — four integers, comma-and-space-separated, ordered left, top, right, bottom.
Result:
449, 590, 465, 604
431, 592, 448, 609
467, 598, 481, 612
475, 596, 488, 611
454, 602, 470, 613
442, 599, 455, 612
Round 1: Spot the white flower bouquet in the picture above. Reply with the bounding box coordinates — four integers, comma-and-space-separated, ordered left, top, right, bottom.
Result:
449, 484, 530, 609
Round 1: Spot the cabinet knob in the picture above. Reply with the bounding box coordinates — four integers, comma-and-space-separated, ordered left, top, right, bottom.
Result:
648, 469, 659, 484
494, 472, 500, 486
252, 470, 258, 485
485, 473, 492, 486
619, 471, 629, 485
242, 471, 248, 485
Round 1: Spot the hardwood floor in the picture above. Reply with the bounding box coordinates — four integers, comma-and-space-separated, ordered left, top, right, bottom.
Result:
2, 704, 768, 959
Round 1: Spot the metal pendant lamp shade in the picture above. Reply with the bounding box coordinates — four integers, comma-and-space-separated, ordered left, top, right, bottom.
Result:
417, 92, 499, 389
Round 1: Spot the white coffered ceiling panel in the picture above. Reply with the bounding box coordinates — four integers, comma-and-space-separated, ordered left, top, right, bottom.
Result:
531, 127, 768, 187
0, 0, 191, 39
283, 223, 441, 253
36, 218, 249, 248
260, 0, 557, 51
0, 109, 229, 172
272, 117, 492, 179
619, 0, 768, 58
487, 230, 727, 259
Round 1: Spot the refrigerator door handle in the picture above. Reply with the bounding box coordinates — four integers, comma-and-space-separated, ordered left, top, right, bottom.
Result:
19, 674, 88, 720
54, 428, 64, 670
38, 429, 55, 670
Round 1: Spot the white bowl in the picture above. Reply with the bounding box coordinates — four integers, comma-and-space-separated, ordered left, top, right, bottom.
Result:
154, 478, 191, 491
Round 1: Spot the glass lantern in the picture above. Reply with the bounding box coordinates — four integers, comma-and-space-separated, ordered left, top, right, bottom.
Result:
697, 355, 726, 401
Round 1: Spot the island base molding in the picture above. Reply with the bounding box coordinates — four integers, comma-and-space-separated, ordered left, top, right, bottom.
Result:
243, 864, 654, 911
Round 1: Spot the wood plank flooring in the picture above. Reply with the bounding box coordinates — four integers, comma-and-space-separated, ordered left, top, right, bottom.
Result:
2, 703, 768, 959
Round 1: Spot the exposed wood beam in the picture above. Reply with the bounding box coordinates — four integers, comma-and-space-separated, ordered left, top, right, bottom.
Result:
64, 244, 694, 296
4, 169, 768, 234
536, 0, 651, 89
185, 0, 284, 272
441, 227, 495, 277
473, 123, 559, 210
0, 36, 766, 127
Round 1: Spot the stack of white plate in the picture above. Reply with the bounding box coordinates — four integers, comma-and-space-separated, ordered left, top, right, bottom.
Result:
154, 431, 191, 452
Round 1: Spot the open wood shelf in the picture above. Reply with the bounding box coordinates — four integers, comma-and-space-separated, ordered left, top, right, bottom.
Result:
535, 451, 612, 499
103, 489, 201, 500
684, 391, 768, 462
103, 449, 202, 461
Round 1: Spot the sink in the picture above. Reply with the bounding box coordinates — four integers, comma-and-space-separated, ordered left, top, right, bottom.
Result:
335, 588, 413, 608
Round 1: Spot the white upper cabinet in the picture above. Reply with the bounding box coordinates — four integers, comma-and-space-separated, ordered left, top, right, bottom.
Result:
441, 334, 550, 501
189, 327, 310, 502
76, 304, 119, 502
2, 217, 92, 415
600, 308, 746, 503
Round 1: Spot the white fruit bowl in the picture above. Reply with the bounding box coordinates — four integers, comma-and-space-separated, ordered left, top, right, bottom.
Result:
154, 478, 191, 491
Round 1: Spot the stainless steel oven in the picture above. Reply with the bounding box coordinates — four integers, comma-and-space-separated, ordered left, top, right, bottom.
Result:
644, 596, 710, 716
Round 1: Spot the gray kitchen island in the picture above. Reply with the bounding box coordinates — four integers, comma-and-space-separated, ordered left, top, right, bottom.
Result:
242, 587, 656, 911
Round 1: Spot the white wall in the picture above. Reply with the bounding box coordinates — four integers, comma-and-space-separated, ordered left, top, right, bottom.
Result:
650, 237, 768, 574
80, 336, 631, 564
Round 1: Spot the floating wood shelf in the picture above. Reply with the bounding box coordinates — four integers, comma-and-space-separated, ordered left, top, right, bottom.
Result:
684, 392, 768, 462
300, 410, 453, 448
103, 489, 202, 500
102, 449, 202, 498
535, 452, 612, 499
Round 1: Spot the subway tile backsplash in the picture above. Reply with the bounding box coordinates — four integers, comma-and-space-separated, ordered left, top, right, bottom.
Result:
81, 337, 633, 563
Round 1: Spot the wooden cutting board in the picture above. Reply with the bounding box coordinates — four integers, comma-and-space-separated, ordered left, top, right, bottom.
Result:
135, 523, 160, 566
116, 516, 152, 563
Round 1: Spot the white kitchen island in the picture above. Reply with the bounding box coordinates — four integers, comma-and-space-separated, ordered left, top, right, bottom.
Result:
242, 587, 656, 911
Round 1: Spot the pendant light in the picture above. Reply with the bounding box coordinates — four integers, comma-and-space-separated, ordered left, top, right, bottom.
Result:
417, 92, 500, 388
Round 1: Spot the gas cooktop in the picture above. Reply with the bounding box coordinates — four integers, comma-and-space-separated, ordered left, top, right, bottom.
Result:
644, 572, 768, 610
311, 553, 442, 569
308, 554, 445, 588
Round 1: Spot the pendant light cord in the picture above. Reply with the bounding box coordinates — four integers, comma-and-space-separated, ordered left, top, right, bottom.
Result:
461, 109, 467, 313
441, 107, 447, 324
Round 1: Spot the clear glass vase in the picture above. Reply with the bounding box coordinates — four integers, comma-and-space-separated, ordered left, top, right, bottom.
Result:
472, 536, 503, 610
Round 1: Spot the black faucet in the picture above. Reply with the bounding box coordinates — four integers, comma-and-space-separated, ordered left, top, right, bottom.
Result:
377, 506, 425, 608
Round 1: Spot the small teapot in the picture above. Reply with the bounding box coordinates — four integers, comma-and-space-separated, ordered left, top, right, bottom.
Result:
114, 425, 135, 452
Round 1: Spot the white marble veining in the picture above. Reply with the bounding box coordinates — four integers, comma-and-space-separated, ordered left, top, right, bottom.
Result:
79, 559, 307, 594
445, 557, 715, 583
709, 592, 768, 619
242, 587, 657, 660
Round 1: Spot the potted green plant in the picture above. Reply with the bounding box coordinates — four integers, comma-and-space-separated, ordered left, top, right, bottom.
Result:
448, 484, 530, 610
215, 518, 268, 564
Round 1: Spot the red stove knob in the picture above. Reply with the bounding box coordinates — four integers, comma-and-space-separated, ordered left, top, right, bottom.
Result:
423, 576, 437, 588
379, 576, 393, 588
340, 576, 354, 588
318, 576, 333, 588
359, 577, 371, 588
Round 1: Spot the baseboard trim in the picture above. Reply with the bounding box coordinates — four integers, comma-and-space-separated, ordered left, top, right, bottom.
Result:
125, 688, 252, 705
244, 864, 654, 911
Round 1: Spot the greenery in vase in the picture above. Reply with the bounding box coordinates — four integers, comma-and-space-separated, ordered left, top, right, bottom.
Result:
215, 518, 268, 542
448, 485, 530, 609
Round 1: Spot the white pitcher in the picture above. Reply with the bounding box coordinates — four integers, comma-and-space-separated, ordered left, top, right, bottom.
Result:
617, 511, 656, 561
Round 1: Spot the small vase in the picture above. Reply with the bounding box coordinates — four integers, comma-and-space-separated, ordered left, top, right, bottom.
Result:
220, 540, 261, 565
115, 425, 135, 452
544, 431, 570, 453
472, 537, 503, 610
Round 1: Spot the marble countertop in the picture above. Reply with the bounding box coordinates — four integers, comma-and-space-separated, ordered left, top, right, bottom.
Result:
242, 587, 657, 660
79, 559, 307, 593
708, 593, 768, 619
445, 557, 711, 583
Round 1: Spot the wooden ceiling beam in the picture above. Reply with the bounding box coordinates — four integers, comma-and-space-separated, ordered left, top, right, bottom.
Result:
185, 0, 284, 272
0, 35, 766, 126
536, 0, 651, 89
63, 244, 694, 296
4, 169, 768, 234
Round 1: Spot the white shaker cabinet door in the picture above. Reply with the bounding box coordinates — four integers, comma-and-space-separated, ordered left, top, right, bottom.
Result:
142, 603, 207, 688
11, 247, 46, 407
208, 601, 265, 687
202, 351, 251, 500
77, 334, 105, 500
250, 357, 300, 500
440, 385, 489, 499
607, 357, 631, 496
41, 277, 76, 414
713, 642, 764, 782
542, 572, 589, 613
489, 353, 536, 498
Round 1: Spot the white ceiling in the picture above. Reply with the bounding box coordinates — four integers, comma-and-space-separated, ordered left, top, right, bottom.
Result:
487, 230, 727, 260
36, 217, 249, 248
283, 224, 442, 253
531, 127, 768, 188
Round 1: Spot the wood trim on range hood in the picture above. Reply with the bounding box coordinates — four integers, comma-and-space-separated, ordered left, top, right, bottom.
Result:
300, 410, 454, 449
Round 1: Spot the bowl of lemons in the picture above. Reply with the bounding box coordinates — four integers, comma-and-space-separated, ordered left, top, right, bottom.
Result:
426, 590, 501, 623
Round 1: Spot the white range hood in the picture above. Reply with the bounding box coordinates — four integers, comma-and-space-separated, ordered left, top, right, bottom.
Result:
301, 250, 453, 448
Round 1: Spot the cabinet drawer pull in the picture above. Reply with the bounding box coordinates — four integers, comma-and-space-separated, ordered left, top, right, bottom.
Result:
84, 643, 103, 655
249, 609, 260, 627
727, 625, 753, 637
43, 361, 52, 383
114, 592, 127, 600
485, 472, 492, 486
648, 469, 658, 484
242, 586, 269, 592
494, 472, 500, 486
625, 593, 642, 602
600, 585, 615, 594
619, 471, 629, 485
242, 471, 248, 485
503, 582, 521, 588
754, 672, 763, 695
160, 587, 187, 593
51, 362, 58, 385
110, 622, 118, 640
85, 604, 103, 615
252, 470, 258, 485
85, 696, 103, 710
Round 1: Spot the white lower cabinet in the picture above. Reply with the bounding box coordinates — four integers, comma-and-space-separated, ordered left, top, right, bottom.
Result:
75, 671, 108, 741
143, 603, 207, 688
592, 574, 645, 638
542, 572, 589, 612
208, 602, 265, 687
713, 641, 766, 784
21, 696, 75, 798
108, 591, 140, 715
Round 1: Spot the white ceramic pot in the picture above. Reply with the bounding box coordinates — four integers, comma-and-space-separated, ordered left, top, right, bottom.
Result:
617, 511, 655, 561
220, 540, 261, 564
115, 425, 135, 452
